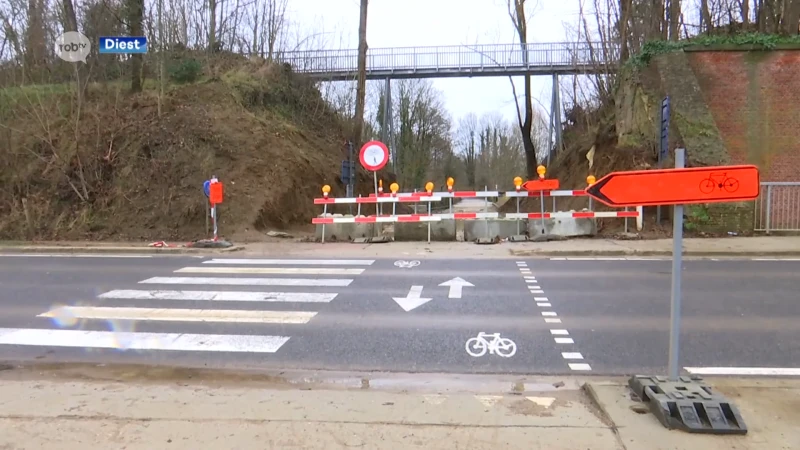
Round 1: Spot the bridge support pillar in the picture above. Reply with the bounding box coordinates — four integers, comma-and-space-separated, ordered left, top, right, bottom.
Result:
549, 73, 563, 165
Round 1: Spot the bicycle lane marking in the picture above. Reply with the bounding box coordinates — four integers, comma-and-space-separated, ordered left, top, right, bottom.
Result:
516, 260, 592, 372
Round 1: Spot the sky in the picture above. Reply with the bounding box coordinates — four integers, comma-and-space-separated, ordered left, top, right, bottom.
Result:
291, 0, 584, 127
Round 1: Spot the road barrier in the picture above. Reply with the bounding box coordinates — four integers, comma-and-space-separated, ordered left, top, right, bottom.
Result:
312, 173, 644, 243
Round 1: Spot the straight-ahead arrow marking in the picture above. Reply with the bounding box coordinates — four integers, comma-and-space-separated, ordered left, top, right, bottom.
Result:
392, 285, 433, 312
438, 277, 474, 299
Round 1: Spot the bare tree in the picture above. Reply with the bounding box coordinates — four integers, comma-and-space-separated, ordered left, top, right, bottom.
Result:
455, 113, 479, 188
351, 0, 368, 147
126, 0, 144, 92
507, 0, 538, 179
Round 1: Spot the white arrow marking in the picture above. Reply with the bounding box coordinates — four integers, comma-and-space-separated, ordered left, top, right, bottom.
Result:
438, 277, 474, 299
392, 285, 432, 312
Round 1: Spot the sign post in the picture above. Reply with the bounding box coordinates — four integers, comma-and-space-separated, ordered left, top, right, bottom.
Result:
585, 157, 757, 434
207, 176, 224, 241
668, 148, 684, 381
359, 140, 390, 216
657, 96, 670, 224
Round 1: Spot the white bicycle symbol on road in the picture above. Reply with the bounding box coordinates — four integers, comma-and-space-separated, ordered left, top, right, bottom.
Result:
394, 260, 420, 268
465, 332, 517, 358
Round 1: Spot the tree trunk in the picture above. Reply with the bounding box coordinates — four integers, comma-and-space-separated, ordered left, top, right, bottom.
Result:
669, 0, 681, 40
352, 0, 369, 147
509, 0, 538, 179
209, 0, 217, 50
61, 0, 88, 100
127, 0, 144, 92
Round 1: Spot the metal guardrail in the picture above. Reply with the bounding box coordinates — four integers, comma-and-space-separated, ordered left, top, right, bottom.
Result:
754, 182, 800, 233
275, 42, 619, 80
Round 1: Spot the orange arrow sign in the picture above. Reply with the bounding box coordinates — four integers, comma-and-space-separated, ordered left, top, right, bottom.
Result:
586, 165, 760, 207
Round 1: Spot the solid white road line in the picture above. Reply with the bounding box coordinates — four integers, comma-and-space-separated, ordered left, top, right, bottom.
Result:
203, 259, 375, 265
684, 367, 800, 376
752, 258, 800, 261
554, 337, 574, 344
562, 352, 584, 359
39, 306, 317, 324
175, 267, 365, 275
140, 277, 353, 287
0, 328, 289, 353
1, 254, 153, 258
98, 290, 338, 303
568, 363, 592, 371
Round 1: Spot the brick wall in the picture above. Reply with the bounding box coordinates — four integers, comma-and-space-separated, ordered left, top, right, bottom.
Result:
686, 49, 800, 231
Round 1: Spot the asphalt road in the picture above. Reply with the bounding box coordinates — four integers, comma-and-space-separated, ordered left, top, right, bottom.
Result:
0, 253, 798, 376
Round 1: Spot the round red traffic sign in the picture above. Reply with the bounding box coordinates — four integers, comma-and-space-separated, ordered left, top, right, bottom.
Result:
359, 140, 389, 171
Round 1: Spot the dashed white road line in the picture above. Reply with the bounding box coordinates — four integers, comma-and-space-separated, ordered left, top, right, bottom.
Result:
0, 328, 290, 353
38, 306, 317, 324
175, 267, 365, 275
517, 261, 591, 372
203, 259, 375, 265
98, 290, 338, 303
684, 367, 800, 376
139, 277, 353, 287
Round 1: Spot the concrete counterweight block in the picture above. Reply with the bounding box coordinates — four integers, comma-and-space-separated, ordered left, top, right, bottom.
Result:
527, 213, 597, 237
394, 221, 457, 241
464, 219, 524, 241
315, 215, 378, 242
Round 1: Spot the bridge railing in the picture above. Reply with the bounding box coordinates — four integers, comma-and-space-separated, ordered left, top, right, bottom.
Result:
276, 42, 619, 74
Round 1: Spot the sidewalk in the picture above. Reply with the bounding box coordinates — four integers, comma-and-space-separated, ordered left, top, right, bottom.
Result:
0, 365, 797, 449
2, 236, 800, 258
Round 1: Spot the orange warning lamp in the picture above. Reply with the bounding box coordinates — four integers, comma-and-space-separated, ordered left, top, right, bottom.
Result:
446, 177, 454, 192
378, 179, 384, 194
536, 165, 547, 180
390, 182, 399, 196
425, 181, 434, 194
587, 175, 596, 186
322, 184, 331, 198
513, 176, 523, 192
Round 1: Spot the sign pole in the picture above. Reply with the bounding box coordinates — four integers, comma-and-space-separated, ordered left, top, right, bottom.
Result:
373, 171, 379, 216
668, 148, 685, 381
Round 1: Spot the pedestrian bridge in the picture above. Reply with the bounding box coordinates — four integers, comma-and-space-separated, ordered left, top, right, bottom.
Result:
275, 42, 618, 81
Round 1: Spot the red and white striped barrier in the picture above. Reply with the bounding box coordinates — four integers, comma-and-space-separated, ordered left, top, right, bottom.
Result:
505, 211, 640, 219
312, 215, 441, 224
313, 210, 639, 224
363, 190, 586, 199
315, 195, 442, 205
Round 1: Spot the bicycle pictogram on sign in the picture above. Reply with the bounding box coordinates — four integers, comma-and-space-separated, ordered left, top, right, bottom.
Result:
699, 172, 739, 194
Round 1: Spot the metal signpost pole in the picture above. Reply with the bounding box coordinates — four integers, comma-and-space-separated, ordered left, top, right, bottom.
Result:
373, 172, 379, 216
657, 96, 670, 225
668, 148, 685, 381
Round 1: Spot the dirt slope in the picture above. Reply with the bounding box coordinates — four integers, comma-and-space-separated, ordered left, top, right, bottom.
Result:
0, 60, 383, 241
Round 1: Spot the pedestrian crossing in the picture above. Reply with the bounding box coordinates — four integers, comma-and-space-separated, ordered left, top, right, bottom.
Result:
0, 258, 375, 354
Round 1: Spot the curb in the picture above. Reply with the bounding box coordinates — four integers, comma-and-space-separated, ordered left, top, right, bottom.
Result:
509, 249, 800, 257
0, 245, 244, 255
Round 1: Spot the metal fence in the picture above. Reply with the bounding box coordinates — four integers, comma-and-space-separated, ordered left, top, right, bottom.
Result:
754, 182, 800, 233
275, 42, 618, 74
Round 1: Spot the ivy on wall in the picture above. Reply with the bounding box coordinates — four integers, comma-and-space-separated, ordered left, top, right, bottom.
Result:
628, 33, 800, 68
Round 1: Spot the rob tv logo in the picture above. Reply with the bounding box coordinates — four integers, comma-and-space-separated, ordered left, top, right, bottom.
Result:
98, 36, 148, 54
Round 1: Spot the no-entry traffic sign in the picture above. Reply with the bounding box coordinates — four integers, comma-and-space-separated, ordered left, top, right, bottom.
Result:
359, 140, 389, 172
586, 165, 760, 207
